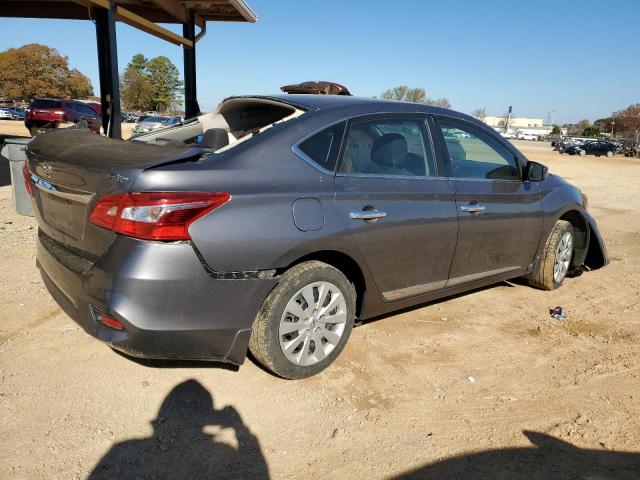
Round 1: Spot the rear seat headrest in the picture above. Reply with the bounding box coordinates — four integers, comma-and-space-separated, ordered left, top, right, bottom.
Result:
200, 128, 229, 150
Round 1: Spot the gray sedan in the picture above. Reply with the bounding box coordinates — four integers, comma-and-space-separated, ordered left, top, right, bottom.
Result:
24, 95, 607, 379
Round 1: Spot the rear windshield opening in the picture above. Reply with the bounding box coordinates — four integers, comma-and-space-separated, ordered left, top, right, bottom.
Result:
219, 101, 297, 139
132, 98, 304, 152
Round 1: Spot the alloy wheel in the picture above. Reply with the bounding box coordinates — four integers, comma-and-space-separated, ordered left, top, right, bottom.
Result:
279, 281, 348, 366
553, 231, 573, 283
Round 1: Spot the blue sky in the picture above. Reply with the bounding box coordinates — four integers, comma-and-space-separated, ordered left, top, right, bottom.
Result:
1, 0, 639, 123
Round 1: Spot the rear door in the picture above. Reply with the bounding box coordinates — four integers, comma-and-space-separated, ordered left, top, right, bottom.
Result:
593, 142, 609, 155
333, 115, 458, 301
432, 117, 543, 286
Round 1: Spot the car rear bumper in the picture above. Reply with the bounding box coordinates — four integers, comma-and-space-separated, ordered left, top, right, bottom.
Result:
36, 230, 278, 365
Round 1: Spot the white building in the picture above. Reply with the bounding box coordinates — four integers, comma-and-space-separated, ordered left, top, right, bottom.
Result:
482, 116, 544, 128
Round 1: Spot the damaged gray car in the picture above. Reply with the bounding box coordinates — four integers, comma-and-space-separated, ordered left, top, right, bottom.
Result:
24, 94, 607, 379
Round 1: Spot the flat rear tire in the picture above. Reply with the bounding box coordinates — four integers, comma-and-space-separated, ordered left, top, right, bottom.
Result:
528, 220, 574, 290
249, 261, 356, 379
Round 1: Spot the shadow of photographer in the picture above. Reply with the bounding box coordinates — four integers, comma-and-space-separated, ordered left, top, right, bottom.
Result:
88, 379, 269, 480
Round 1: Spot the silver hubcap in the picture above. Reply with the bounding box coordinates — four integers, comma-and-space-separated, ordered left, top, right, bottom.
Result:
554, 231, 573, 283
279, 281, 348, 367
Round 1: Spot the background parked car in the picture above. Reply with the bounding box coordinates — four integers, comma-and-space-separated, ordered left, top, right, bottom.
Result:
0, 106, 25, 120
500, 130, 515, 139
566, 140, 620, 157
564, 143, 588, 155
0, 109, 13, 120
121, 112, 139, 123
24, 98, 100, 134
517, 132, 538, 141
10, 107, 25, 120
132, 115, 182, 135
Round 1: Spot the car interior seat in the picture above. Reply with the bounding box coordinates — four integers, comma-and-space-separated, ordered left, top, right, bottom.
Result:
370, 133, 424, 175
200, 128, 229, 150
343, 129, 374, 173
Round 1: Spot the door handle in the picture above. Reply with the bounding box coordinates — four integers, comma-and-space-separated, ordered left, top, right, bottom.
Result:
350, 209, 387, 220
460, 204, 486, 214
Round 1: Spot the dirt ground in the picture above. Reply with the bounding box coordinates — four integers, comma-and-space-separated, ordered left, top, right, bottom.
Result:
1, 139, 639, 479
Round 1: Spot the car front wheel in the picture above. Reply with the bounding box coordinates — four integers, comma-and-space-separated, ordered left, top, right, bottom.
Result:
528, 220, 574, 290
579, 150, 586, 156
249, 261, 356, 379
606, 150, 613, 157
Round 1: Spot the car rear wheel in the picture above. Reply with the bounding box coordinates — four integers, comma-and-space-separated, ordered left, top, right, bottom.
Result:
528, 220, 574, 290
249, 261, 356, 379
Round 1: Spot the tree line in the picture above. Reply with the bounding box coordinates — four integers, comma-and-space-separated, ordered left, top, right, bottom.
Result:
120, 54, 183, 112
0, 44, 184, 114
381, 86, 451, 108
0, 44, 93, 100
560, 105, 640, 138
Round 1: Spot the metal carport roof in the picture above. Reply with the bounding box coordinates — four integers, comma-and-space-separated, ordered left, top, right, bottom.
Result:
0, 0, 257, 137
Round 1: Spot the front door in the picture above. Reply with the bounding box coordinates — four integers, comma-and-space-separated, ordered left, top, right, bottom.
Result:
433, 117, 543, 286
334, 115, 458, 301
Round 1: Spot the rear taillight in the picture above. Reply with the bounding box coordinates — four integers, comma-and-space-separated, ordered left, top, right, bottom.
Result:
22, 162, 33, 196
90, 192, 230, 241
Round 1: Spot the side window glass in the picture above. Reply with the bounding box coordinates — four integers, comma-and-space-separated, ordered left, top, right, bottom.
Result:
298, 122, 345, 171
339, 118, 434, 177
439, 121, 520, 180
72, 103, 97, 115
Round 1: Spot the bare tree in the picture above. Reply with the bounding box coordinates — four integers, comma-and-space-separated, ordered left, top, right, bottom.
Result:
381, 85, 410, 101
472, 108, 485, 120
381, 85, 451, 108
431, 98, 451, 109
612, 103, 640, 136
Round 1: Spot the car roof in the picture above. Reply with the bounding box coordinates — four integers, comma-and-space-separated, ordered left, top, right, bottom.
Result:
227, 94, 455, 114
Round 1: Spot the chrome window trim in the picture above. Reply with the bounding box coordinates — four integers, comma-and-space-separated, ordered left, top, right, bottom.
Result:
446, 177, 525, 184
291, 110, 439, 176
292, 143, 336, 176
291, 118, 351, 175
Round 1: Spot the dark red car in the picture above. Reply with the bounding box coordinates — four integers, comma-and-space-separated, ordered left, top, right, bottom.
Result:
25, 98, 100, 134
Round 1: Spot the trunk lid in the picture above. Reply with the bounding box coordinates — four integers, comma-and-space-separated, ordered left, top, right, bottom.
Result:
26, 129, 202, 258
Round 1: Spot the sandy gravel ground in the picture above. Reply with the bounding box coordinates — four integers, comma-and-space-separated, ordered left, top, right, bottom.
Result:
0, 140, 639, 479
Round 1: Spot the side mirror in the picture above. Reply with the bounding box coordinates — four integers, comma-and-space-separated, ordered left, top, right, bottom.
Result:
526, 161, 548, 182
